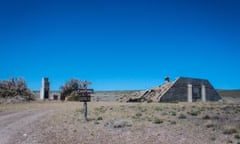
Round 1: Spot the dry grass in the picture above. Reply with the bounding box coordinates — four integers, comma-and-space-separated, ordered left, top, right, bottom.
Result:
1, 101, 240, 144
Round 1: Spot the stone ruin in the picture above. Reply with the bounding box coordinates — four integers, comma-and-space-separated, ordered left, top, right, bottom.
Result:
119, 77, 222, 103
40, 77, 50, 100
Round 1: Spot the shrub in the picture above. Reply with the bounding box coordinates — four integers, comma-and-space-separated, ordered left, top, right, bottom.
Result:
205, 120, 215, 128
223, 126, 237, 135
97, 116, 103, 120
75, 109, 82, 113
188, 109, 201, 116
234, 134, 240, 139
0, 77, 34, 100
237, 122, 240, 129
210, 137, 216, 141
212, 116, 220, 120
148, 99, 153, 103
170, 120, 177, 125
136, 112, 142, 117
178, 113, 187, 119
202, 115, 211, 120
153, 118, 164, 124
170, 111, 176, 116
94, 121, 100, 125
140, 108, 147, 112
154, 107, 162, 111
109, 119, 132, 128
161, 112, 168, 116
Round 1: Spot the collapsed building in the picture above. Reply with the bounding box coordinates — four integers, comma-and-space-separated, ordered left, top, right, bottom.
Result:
120, 77, 222, 103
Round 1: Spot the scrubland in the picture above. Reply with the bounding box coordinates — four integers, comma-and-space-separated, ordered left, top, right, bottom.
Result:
1, 101, 240, 144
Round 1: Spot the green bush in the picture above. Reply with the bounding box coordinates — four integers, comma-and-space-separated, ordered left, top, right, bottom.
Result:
153, 118, 164, 124
170, 111, 176, 116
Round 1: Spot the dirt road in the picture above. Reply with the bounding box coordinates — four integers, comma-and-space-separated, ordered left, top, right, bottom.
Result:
0, 107, 58, 144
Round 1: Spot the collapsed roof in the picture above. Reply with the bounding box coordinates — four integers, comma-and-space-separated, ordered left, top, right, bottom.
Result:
119, 77, 222, 103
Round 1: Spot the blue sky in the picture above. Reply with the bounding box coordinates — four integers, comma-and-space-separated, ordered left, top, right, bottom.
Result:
1, 0, 240, 90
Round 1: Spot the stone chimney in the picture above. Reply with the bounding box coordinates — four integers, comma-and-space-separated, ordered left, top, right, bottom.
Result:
164, 76, 170, 83
40, 77, 50, 100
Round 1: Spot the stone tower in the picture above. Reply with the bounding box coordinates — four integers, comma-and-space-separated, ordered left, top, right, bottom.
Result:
40, 78, 50, 100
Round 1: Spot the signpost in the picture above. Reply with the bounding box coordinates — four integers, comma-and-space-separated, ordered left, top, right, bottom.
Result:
77, 81, 94, 121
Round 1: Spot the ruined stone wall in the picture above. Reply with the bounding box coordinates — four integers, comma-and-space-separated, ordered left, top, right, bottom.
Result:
160, 77, 222, 102
33, 91, 61, 100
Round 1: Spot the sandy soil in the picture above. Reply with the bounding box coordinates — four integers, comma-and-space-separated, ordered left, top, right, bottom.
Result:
0, 101, 240, 144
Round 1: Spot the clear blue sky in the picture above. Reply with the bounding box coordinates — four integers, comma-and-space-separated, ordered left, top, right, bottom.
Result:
1, 0, 240, 90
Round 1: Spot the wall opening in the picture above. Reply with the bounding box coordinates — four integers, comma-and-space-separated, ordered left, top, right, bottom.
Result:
53, 94, 58, 100
192, 87, 201, 102
44, 90, 49, 99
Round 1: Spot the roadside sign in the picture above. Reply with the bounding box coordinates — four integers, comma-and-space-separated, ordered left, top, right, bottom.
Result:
77, 81, 93, 121
78, 89, 94, 94
79, 96, 91, 102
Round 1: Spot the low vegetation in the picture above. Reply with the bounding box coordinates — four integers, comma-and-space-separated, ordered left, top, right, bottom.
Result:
0, 77, 34, 103
26, 101, 239, 144
223, 126, 238, 135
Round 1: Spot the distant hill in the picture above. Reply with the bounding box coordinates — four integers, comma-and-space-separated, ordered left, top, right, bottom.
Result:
217, 89, 240, 98
92, 90, 138, 101
32, 89, 240, 102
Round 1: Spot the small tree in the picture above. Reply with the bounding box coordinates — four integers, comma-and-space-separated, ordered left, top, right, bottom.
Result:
60, 78, 82, 100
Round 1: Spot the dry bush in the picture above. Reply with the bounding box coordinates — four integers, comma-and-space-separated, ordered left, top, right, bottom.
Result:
178, 113, 187, 119
108, 119, 132, 128
223, 126, 237, 135
205, 120, 215, 128
235, 134, 240, 139
0, 77, 34, 100
202, 115, 211, 120
153, 118, 164, 124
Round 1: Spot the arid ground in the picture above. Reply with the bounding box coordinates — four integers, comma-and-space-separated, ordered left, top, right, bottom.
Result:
1, 100, 240, 144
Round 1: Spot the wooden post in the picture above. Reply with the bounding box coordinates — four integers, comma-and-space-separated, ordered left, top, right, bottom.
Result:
83, 101, 87, 121
78, 80, 93, 122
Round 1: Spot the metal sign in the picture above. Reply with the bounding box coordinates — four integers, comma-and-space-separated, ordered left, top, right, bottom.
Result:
78, 89, 94, 94
78, 89, 93, 102
79, 96, 91, 102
